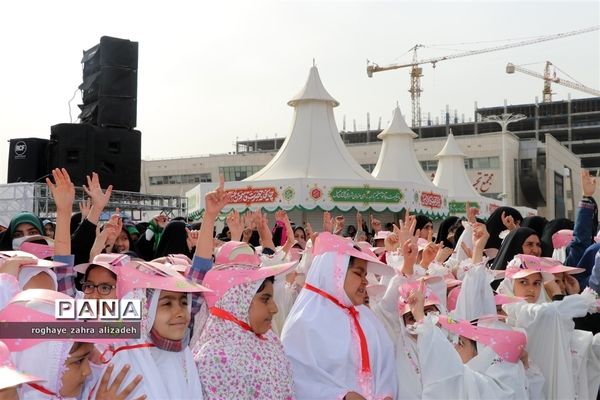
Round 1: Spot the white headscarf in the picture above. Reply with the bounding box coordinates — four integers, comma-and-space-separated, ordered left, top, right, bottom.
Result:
91, 288, 203, 399
497, 274, 550, 304
17, 267, 57, 291
281, 252, 398, 400
502, 288, 598, 399
12, 341, 74, 399
454, 263, 497, 321
416, 316, 528, 399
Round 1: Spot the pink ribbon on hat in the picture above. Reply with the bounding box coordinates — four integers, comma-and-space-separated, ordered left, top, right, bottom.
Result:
0, 290, 120, 351
20, 242, 54, 260
437, 315, 527, 363
117, 261, 210, 298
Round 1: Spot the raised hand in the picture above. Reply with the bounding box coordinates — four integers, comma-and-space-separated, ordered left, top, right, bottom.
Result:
501, 211, 517, 231
384, 232, 400, 252
79, 198, 92, 220
582, 169, 597, 197
94, 364, 145, 400
83, 172, 112, 213
466, 204, 479, 224
323, 211, 334, 233
333, 215, 345, 235
435, 245, 454, 263
186, 228, 199, 251
355, 211, 364, 231
370, 214, 382, 233
564, 273, 580, 295
472, 222, 490, 256
402, 237, 419, 276
0, 256, 36, 277
421, 242, 441, 269
205, 175, 229, 217
226, 210, 243, 241
46, 168, 75, 213
408, 279, 426, 323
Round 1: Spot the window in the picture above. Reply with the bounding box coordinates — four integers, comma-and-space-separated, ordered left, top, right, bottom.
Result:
420, 160, 438, 171
219, 166, 264, 182
464, 157, 500, 170
361, 164, 376, 173
148, 173, 212, 186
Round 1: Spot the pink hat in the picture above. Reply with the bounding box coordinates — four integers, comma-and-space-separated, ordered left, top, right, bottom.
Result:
288, 248, 302, 262
437, 315, 527, 363
215, 241, 261, 266
354, 241, 379, 259
552, 229, 573, 249
552, 229, 600, 249
0, 289, 119, 351
373, 231, 391, 241
366, 283, 386, 299
116, 260, 211, 298
0, 340, 44, 390
0, 251, 66, 269
314, 232, 394, 277
494, 293, 524, 306
74, 253, 131, 275
398, 281, 441, 316
446, 286, 461, 312
444, 273, 462, 289
20, 241, 54, 260
530, 256, 585, 275
505, 254, 555, 282
202, 262, 297, 307
151, 254, 192, 274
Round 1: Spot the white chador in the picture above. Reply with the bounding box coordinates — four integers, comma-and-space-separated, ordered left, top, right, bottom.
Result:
415, 316, 528, 400
281, 245, 398, 400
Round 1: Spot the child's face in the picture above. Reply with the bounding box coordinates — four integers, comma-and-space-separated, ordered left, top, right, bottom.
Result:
344, 259, 368, 306
59, 342, 93, 397
513, 273, 543, 303
248, 280, 278, 335
454, 336, 478, 364
553, 272, 567, 295
153, 290, 190, 341
83, 267, 117, 300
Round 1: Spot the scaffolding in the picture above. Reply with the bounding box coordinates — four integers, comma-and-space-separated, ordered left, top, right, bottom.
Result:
0, 183, 186, 223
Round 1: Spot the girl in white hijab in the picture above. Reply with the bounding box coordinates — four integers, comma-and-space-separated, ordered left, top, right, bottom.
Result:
498, 254, 599, 399
281, 232, 397, 400
90, 260, 208, 399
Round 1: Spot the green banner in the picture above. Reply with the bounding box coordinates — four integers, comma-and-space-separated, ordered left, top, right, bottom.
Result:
449, 200, 480, 214
329, 186, 403, 204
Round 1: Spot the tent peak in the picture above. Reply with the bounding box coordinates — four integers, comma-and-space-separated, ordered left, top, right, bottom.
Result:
377, 106, 417, 139
287, 65, 339, 107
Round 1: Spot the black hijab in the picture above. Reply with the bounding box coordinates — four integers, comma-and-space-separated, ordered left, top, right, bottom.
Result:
540, 218, 574, 257
414, 215, 433, 234
491, 227, 538, 270
521, 216, 548, 239
485, 207, 523, 250
436, 216, 459, 248
154, 220, 193, 259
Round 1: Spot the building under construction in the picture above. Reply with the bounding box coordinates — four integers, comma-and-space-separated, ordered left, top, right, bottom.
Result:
236, 96, 600, 170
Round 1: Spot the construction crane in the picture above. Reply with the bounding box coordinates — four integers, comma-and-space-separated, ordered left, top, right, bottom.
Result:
506, 61, 600, 102
367, 26, 600, 128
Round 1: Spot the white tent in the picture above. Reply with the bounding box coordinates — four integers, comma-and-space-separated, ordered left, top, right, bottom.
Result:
433, 132, 502, 217
187, 66, 448, 219
372, 106, 435, 187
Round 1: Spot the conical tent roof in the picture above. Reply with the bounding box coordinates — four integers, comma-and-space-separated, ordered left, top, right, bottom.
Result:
245, 66, 374, 181
433, 133, 481, 198
371, 106, 434, 186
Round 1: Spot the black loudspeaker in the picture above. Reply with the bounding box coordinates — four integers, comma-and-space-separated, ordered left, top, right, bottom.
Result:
48, 124, 141, 192
78, 36, 138, 129
7, 138, 50, 183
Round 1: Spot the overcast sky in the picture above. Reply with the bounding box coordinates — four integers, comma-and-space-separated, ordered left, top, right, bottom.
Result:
0, 0, 598, 182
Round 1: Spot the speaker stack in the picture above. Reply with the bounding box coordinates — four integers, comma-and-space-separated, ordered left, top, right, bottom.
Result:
7, 36, 142, 191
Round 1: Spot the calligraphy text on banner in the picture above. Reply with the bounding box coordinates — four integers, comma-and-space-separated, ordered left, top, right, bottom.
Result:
226, 187, 278, 205
420, 192, 443, 209
328, 187, 403, 204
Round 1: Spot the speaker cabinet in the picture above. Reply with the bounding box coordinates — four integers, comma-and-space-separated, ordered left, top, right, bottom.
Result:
49, 124, 141, 192
7, 138, 50, 183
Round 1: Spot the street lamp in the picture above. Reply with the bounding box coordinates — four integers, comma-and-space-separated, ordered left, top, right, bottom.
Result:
482, 113, 527, 203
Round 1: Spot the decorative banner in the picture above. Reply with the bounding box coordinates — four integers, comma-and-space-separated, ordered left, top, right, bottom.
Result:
449, 200, 481, 214
328, 186, 403, 204
226, 187, 278, 205
420, 191, 443, 209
